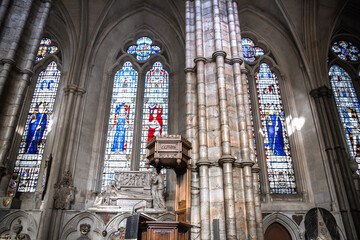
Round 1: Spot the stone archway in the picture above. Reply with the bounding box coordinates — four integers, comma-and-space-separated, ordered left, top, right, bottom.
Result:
265, 222, 292, 240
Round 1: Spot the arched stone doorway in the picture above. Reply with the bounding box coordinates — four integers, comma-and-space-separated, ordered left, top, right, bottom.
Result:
265, 222, 292, 240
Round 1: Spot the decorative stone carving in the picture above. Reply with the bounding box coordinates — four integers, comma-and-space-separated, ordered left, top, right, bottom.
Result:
151, 169, 166, 209
90, 171, 153, 211
12, 219, 31, 240
0, 173, 20, 209
77, 223, 91, 240
54, 171, 75, 210
109, 227, 125, 240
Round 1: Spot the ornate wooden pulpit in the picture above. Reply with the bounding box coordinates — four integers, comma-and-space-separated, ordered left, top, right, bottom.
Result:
146, 135, 192, 223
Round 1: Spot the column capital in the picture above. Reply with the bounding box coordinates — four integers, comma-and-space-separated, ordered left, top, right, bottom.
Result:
218, 155, 236, 165
194, 57, 207, 64
310, 85, 332, 98
212, 51, 227, 60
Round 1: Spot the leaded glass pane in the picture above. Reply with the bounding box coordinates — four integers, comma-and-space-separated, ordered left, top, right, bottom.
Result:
139, 62, 169, 170
36, 38, 58, 61
332, 41, 360, 62
127, 37, 160, 61
103, 62, 138, 186
242, 38, 264, 62
14, 61, 60, 192
329, 65, 360, 174
255, 63, 297, 194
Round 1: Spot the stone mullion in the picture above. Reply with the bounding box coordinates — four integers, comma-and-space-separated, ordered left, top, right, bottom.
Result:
66, 88, 86, 174
310, 87, 358, 240
194, 0, 211, 239
252, 165, 263, 240
0, 0, 53, 174
185, 1, 200, 239
212, 0, 236, 238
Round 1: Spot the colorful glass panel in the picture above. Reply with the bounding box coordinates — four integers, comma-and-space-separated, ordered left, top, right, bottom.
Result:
127, 37, 160, 61
103, 62, 138, 186
36, 38, 58, 61
329, 65, 360, 174
332, 41, 360, 62
242, 38, 264, 62
255, 63, 297, 194
14, 61, 60, 192
139, 62, 169, 170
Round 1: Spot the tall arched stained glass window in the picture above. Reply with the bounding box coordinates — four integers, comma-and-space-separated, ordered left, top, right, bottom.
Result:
139, 62, 169, 170
329, 65, 360, 174
14, 61, 61, 192
103, 62, 138, 186
255, 63, 297, 194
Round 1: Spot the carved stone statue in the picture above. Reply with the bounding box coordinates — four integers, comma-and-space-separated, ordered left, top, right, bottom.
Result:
12, 219, 31, 240
93, 180, 117, 206
151, 168, 166, 209
54, 171, 75, 210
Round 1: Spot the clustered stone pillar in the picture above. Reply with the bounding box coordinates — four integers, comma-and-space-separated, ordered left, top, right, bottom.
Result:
310, 86, 360, 240
185, 0, 263, 239
0, 0, 55, 176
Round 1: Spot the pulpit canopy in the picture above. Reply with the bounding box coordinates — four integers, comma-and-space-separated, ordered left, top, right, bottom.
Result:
146, 135, 191, 175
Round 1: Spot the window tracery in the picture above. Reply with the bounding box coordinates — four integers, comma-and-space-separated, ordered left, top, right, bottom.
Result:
103, 37, 168, 185
331, 40, 360, 62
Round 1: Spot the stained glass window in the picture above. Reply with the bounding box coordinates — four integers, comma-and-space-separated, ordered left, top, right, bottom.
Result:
242, 38, 264, 62
332, 41, 360, 62
139, 62, 169, 170
36, 38, 58, 61
329, 65, 360, 174
103, 62, 138, 186
127, 37, 160, 61
255, 63, 297, 194
14, 62, 61, 192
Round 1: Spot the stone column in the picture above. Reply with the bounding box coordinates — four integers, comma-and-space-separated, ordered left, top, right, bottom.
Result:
185, 1, 201, 239
0, 0, 54, 175
252, 164, 264, 240
310, 86, 360, 239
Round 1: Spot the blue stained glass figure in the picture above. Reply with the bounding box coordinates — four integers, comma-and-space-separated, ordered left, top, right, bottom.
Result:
14, 61, 60, 192
265, 104, 286, 156
25, 103, 47, 154
329, 65, 360, 174
111, 103, 129, 152
103, 62, 138, 186
127, 37, 160, 61
256, 63, 296, 194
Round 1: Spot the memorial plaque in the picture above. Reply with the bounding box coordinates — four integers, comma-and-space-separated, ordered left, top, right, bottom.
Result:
125, 215, 140, 240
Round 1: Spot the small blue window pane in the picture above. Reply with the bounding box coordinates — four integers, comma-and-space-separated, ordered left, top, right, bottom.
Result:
127, 37, 161, 61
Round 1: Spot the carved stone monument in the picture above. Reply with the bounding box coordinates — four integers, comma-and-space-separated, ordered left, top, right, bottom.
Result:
54, 171, 75, 210
90, 171, 167, 213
